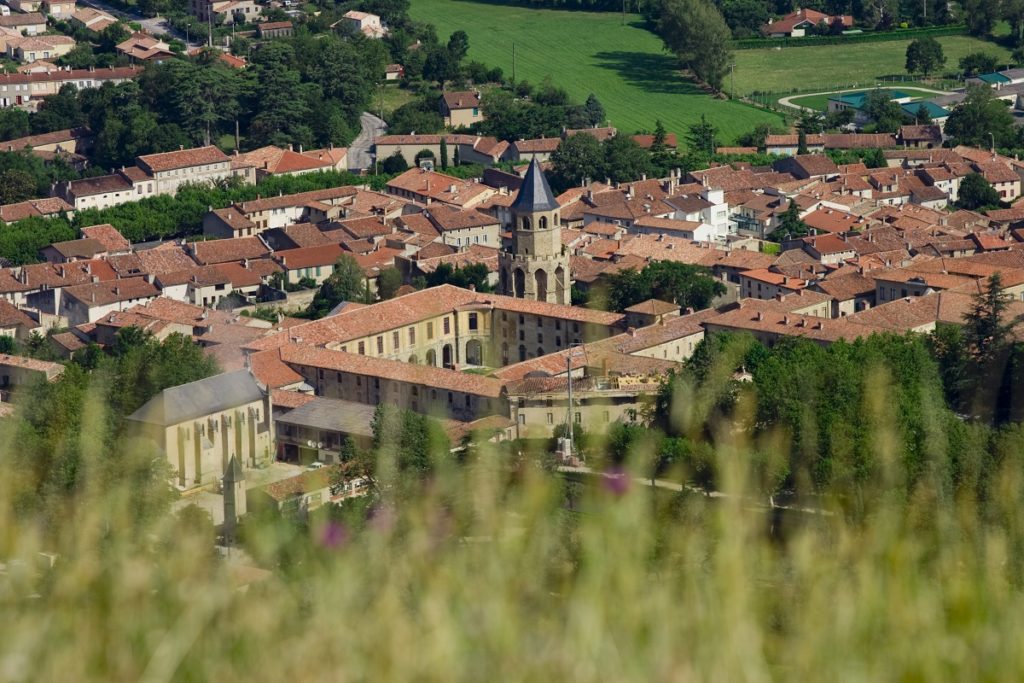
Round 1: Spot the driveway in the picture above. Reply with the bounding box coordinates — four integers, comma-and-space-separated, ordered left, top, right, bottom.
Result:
348, 112, 387, 172
80, 0, 204, 49
778, 85, 954, 112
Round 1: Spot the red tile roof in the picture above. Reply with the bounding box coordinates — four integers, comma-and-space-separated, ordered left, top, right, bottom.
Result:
137, 145, 228, 173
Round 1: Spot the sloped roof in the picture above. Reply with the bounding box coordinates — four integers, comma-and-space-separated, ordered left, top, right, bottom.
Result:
511, 157, 559, 214
127, 369, 266, 426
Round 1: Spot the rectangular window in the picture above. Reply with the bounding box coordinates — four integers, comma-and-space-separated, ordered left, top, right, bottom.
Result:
448, 392, 453, 404
358, 341, 365, 355
546, 413, 553, 424
575, 412, 582, 423
443, 317, 451, 334
468, 313, 478, 331
427, 322, 434, 340
377, 336, 384, 354
537, 333, 543, 344
392, 331, 400, 349
408, 327, 416, 345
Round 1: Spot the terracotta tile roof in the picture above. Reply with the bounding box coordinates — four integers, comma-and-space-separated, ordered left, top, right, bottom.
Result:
0, 196, 72, 223
237, 145, 333, 175
0, 299, 36, 329
137, 145, 228, 173
189, 236, 269, 265
565, 126, 617, 142
623, 298, 678, 315
67, 173, 132, 196
136, 243, 199, 274
395, 212, 440, 237
441, 90, 481, 111
261, 463, 356, 503
631, 133, 678, 149
271, 388, 315, 408
80, 224, 129, 252
802, 208, 868, 234
20, 259, 116, 288
0, 66, 139, 87
414, 244, 499, 274
337, 216, 390, 240
823, 133, 896, 149
513, 138, 561, 154
0, 353, 63, 378
281, 344, 507, 397
425, 205, 498, 232
45, 237, 106, 260
274, 244, 344, 270
62, 277, 159, 307
814, 272, 875, 300
415, 242, 456, 259
386, 168, 494, 207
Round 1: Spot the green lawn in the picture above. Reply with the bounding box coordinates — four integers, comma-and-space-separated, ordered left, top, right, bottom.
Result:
409, 0, 784, 142
732, 35, 1012, 97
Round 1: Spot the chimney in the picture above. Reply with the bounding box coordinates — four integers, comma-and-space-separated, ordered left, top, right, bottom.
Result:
783, 315, 790, 325
627, 327, 637, 337
755, 311, 764, 321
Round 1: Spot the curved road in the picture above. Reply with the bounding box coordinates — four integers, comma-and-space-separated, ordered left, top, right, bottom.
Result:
778, 85, 954, 112
348, 112, 387, 172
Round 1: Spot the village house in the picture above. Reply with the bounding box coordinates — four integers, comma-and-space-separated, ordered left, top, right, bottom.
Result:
339, 10, 386, 38
235, 144, 335, 180
762, 8, 853, 37
386, 168, 496, 209
6, 35, 75, 63
41, 0, 76, 18
127, 369, 274, 491
202, 186, 359, 238
59, 277, 160, 325
55, 145, 250, 211
70, 7, 116, 31
440, 91, 483, 128
189, 0, 262, 25
116, 32, 174, 62
256, 20, 292, 38
0, 12, 46, 36
250, 463, 368, 518
0, 354, 62, 394
0, 65, 139, 108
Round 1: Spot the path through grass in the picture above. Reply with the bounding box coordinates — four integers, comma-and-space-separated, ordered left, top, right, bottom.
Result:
732, 35, 1011, 97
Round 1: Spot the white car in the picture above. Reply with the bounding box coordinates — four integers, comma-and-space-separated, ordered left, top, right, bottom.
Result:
308, 461, 325, 469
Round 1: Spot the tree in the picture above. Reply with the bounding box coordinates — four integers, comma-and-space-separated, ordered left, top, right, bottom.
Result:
550, 133, 603, 192
963, 0, 1000, 35
945, 85, 1017, 149
1012, 46, 1024, 67
603, 261, 725, 312
601, 135, 652, 184
583, 93, 605, 126
913, 103, 933, 125
309, 254, 368, 318
905, 37, 945, 78
0, 169, 37, 204
423, 46, 457, 87
862, 89, 906, 133
959, 51, 999, 77
440, 137, 449, 169
381, 151, 408, 174
657, 0, 733, 91
685, 115, 718, 156
447, 30, 470, 64
961, 273, 1022, 422
957, 172, 1002, 210
771, 199, 809, 241
377, 267, 403, 300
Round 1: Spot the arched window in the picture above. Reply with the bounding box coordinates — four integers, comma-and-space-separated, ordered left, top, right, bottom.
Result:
538, 216, 548, 230
521, 216, 530, 230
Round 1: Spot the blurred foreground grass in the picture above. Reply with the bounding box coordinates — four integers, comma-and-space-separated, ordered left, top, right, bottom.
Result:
1, 348, 1024, 681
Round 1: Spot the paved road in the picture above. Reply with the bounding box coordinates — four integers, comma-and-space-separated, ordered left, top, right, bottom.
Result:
777, 85, 954, 112
81, 0, 204, 49
348, 112, 387, 172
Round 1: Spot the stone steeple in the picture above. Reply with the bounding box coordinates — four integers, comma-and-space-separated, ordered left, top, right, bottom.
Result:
498, 158, 571, 305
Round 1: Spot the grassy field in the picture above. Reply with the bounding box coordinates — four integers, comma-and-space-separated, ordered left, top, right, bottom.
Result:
732, 35, 1012, 96
409, 0, 784, 142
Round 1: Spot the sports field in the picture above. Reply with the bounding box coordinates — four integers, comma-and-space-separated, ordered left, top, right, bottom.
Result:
410, 0, 785, 142
731, 35, 1011, 97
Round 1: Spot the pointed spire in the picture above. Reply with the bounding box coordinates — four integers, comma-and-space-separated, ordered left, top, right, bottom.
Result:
511, 157, 559, 214
224, 454, 244, 483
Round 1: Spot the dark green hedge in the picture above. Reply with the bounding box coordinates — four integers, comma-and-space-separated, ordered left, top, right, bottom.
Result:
734, 25, 968, 50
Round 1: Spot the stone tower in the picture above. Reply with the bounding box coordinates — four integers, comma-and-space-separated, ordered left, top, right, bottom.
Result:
499, 158, 571, 304
223, 455, 246, 540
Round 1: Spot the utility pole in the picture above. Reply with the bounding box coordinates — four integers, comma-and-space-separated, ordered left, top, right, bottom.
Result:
730, 63, 735, 99
512, 43, 516, 85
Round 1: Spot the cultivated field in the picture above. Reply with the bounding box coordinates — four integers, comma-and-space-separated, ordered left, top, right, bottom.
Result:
409, 0, 785, 142
731, 35, 1012, 97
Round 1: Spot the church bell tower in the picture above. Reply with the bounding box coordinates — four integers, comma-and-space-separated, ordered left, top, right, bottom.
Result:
498, 158, 571, 304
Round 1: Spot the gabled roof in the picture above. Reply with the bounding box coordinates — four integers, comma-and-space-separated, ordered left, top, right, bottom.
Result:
128, 369, 267, 426
511, 158, 559, 214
